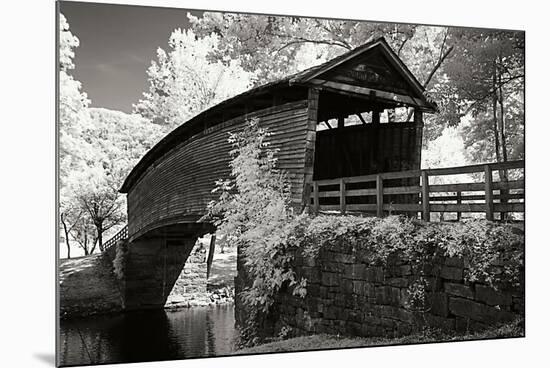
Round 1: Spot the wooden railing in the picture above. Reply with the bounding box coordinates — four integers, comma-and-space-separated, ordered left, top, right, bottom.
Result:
310, 160, 524, 221
103, 225, 128, 251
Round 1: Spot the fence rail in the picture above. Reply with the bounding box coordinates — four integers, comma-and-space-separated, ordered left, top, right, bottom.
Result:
310, 160, 524, 221
103, 225, 128, 251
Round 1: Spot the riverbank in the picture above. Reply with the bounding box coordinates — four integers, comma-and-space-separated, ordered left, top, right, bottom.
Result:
59, 247, 237, 318
236, 319, 524, 354
59, 254, 124, 318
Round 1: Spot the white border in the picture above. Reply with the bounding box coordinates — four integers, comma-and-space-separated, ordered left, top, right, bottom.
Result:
1, 1, 548, 367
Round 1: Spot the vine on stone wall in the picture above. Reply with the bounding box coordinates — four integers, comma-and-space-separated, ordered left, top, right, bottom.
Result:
112, 239, 128, 281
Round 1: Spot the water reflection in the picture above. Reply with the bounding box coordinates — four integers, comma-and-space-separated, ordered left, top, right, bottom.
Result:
59, 304, 237, 366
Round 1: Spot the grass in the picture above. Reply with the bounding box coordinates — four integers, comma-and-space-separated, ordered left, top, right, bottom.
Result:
235, 319, 524, 355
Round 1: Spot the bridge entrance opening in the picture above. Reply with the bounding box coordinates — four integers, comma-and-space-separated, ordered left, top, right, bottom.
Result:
310, 88, 424, 213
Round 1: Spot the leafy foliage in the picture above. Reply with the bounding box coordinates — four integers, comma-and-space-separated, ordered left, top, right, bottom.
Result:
112, 240, 128, 280
300, 215, 524, 288
204, 118, 307, 313
133, 28, 252, 130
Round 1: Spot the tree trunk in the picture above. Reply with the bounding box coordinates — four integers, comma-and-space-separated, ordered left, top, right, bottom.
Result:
497, 59, 509, 221
498, 64, 509, 164
61, 214, 71, 259
97, 223, 104, 252
492, 62, 502, 164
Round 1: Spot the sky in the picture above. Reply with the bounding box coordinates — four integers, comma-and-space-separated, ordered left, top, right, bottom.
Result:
60, 1, 203, 113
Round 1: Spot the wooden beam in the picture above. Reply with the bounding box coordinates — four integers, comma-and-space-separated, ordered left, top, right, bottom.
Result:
323, 121, 332, 129
414, 109, 423, 124
376, 175, 384, 217
339, 178, 346, 214
372, 110, 380, 125
338, 116, 345, 128
309, 79, 432, 110
421, 171, 430, 221
206, 234, 216, 278
484, 165, 494, 221
356, 113, 367, 125
301, 87, 320, 212
313, 182, 320, 214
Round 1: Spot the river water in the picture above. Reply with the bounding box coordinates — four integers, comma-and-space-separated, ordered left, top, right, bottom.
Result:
59, 304, 237, 366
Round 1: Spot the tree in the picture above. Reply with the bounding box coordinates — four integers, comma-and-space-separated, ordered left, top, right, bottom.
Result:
59, 13, 94, 258
74, 168, 126, 252
442, 29, 524, 165
59, 199, 83, 259
59, 15, 166, 257
134, 28, 252, 130
74, 108, 165, 251
188, 12, 420, 85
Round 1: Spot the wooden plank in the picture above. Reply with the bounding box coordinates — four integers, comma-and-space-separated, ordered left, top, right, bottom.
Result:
315, 178, 342, 186
318, 203, 421, 213
383, 185, 422, 195
376, 175, 384, 217
356, 113, 367, 125
315, 190, 341, 198
493, 180, 524, 190
344, 204, 378, 212
430, 204, 487, 212
310, 79, 429, 109
425, 160, 524, 176
429, 182, 485, 193
340, 178, 346, 214
494, 203, 525, 212
346, 188, 377, 197
421, 171, 430, 221
429, 193, 524, 202
385, 204, 422, 212
484, 165, 494, 221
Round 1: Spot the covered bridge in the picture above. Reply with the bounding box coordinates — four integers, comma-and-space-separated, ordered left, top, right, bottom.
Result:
120, 37, 436, 242
115, 37, 519, 311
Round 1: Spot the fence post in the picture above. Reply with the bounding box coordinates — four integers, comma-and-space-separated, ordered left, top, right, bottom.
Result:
376, 175, 384, 217
339, 178, 346, 214
456, 191, 462, 221
484, 165, 494, 221
421, 170, 430, 222
313, 182, 320, 214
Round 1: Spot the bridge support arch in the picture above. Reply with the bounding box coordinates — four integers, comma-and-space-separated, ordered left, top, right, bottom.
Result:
114, 222, 214, 311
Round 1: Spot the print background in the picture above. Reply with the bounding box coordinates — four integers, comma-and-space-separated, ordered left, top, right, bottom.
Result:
0, 0, 547, 368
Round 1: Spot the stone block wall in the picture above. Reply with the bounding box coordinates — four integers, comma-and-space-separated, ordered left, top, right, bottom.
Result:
165, 242, 209, 308
236, 245, 524, 340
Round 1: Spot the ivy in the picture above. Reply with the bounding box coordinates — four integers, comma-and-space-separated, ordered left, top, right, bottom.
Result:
112, 239, 128, 280
300, 215, 524, 289
204, 119, 308, 315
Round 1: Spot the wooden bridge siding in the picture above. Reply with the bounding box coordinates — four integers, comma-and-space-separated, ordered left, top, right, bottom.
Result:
126, 101, 310, 239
